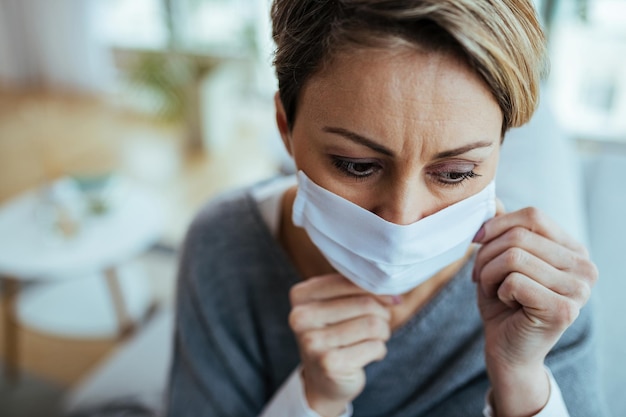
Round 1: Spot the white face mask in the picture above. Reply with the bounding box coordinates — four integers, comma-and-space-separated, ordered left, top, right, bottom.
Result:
292, 171, 496, 295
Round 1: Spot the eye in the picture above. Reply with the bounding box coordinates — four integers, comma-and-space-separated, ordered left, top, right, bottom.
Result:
428, 163, 482, 186
439, 171, 478, 182
331, 157, 381, 178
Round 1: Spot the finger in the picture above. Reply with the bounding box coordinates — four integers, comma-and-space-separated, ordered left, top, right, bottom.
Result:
475, 226, 579, 273
290, 274, 397, 307
495, 272, 581, 330
478, 247, 594, 306
473, 207, 585, 254
477, 247, 575, 299
289, 295, 391, 332
299, 315, 391, 354
290, 274, 370, 306
472, 198, 504, 242
319, 340, 388, 375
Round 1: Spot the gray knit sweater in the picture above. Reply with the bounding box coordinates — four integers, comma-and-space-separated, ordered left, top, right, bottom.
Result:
166, 181, 607, 417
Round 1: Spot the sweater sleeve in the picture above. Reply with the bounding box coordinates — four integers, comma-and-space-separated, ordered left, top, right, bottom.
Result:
165, 261, 260, 415
259, 366, 353, 417
482, 368, 569, 417
165, 200, 274, 417
543, 299, 610, 417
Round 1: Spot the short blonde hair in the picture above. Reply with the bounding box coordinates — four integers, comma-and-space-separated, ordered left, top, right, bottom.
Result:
272, 0, 547, 135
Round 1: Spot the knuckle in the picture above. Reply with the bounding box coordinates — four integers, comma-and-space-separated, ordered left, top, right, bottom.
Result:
365, 315, 381, 330
380, 323, 392, 341
572, 256, 600, 286
584, 261, 600, 285
571, 253, 587, 270
374, 341, 388, 360
288, 306, 308, 332
319, 351, 341, 375
360, 296, 386, 314
288, 286, 301, 307
506, 227, 528, 246
301, 330, 324, 353
360, 297, 390, 320
502, 247, 525, 267
364, 316, 389, 339
589, 262, 600, 284
358, 296, 379, 311
555, 299, 580, 327
523, 206, 543, 226
571, 281, 591, 303
497, 273, 519, 298
575, 242, 590, 257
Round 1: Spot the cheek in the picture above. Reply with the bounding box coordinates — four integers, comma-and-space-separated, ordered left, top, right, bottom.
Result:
292, 144, 322, 173
289, 128, 317, 168
289, 137, 337, 191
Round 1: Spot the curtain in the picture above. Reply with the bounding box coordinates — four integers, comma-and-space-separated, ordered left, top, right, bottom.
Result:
0, 0, 113, 92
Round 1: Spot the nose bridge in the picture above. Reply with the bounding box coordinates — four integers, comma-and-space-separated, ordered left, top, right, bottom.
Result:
375, 177, 430, 225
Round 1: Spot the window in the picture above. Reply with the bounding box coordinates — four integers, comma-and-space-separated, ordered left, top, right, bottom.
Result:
547, 0, 626, 140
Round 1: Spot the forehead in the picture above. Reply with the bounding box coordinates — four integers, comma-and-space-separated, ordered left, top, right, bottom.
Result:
305, 45, 491, 108
295, 46, 503, 149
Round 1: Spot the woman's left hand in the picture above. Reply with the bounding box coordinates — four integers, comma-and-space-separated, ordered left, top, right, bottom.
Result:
472, 205, 598, 416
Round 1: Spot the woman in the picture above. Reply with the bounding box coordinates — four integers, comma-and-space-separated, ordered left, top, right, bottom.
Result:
166, 1, 603, 416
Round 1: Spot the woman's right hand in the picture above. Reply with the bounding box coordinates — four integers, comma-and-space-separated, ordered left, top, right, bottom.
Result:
289, 274, 394, 417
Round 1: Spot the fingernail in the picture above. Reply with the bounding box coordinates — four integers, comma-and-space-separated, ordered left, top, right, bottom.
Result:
472, 225, 486, 243
392, 295, 402, 305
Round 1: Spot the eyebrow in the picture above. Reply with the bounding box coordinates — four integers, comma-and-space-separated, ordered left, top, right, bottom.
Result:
323, 126, 394, 156
322, 126, 494, 159
434, 141, 494, 159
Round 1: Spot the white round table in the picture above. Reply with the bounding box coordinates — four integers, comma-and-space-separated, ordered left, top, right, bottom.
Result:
0, 178, 163, 279
0, 177, 164, 382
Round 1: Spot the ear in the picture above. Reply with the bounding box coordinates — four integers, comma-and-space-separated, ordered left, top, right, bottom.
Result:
274, 91, 293, 156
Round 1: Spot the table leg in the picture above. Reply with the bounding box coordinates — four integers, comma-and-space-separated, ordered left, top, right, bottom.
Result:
1, 277, 20, 384
103, 267, 135, 339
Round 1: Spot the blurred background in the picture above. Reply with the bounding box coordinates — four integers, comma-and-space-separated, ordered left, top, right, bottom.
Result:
0, 0, 624, 416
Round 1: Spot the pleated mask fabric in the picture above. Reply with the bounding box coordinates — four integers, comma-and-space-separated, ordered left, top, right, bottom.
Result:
292, 171, 496, 295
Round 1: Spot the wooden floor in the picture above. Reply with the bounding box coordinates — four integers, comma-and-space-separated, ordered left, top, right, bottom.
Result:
0, 88, 279, 389
0, 314, 117, 388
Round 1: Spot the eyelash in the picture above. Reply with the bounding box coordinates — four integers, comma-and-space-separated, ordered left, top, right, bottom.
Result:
429, 170, 481, 186
331, 157, 481, 186
331, 158, 382, 180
